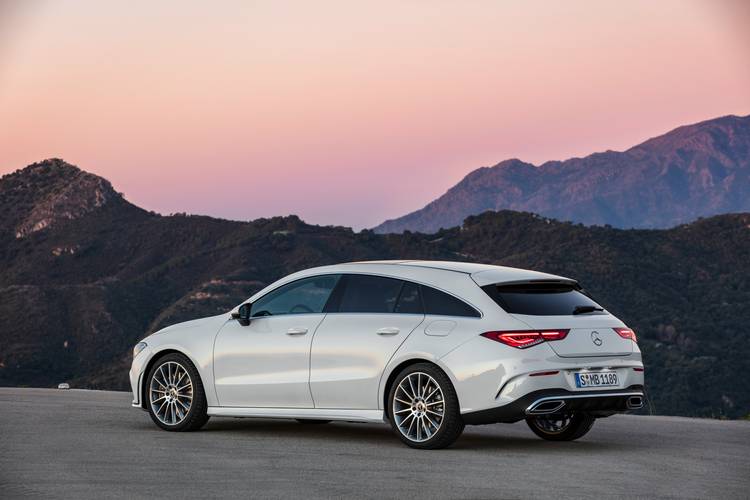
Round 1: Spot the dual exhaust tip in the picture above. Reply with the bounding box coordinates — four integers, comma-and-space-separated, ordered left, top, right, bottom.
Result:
626, 395, 644, 410
527, 400, 567, 415
526, 395, 644, 415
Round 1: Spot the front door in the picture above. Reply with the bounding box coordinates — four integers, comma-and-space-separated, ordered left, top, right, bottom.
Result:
213, 274, 340, 408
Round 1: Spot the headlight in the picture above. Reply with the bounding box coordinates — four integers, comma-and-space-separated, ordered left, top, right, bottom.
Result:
133, 341, 147, 358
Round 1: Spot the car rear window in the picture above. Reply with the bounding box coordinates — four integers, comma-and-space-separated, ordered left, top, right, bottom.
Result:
482, 282, 604, 316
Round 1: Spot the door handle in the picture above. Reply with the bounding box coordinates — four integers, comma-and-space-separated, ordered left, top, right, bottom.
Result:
286, 327, 308, 336
376, 327, 400, 336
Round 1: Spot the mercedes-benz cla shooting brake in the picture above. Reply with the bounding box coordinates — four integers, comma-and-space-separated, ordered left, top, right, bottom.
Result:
130, 261, 644, 449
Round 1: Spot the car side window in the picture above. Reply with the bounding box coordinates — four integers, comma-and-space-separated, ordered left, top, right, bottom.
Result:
336, 274, 404, 313
394, 281, 423, 314
421, 285, 480, 318
251, 275, 340, 317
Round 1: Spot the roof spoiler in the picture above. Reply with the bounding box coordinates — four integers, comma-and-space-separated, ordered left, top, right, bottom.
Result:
471, 268, 577, 287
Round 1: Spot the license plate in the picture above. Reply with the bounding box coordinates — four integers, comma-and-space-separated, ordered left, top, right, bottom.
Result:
575, 371, 619, 388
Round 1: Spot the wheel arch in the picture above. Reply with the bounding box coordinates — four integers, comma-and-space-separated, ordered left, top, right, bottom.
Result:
380, 357, 458, 419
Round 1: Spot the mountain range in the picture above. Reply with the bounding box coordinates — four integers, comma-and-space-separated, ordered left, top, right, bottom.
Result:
374, 114, 750, 233
1, 158, 749, 418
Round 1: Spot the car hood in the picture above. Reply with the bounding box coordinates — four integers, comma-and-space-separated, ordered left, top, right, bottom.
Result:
151, 313, 229, 337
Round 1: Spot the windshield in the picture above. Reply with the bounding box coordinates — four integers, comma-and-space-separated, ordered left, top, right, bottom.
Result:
481, 282, 605, 316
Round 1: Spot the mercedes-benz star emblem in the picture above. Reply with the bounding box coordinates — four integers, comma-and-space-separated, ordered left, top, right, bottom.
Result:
591, 331, 603, 346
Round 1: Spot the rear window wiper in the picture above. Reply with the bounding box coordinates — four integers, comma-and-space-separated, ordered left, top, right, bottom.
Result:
572, 305, 604, 315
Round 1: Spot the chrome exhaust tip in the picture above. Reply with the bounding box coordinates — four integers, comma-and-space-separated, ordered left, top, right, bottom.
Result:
527, 399, 566, 415
626, 395, 644, 409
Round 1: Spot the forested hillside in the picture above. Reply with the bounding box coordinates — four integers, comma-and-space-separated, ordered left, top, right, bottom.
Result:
1, 160, 748, 418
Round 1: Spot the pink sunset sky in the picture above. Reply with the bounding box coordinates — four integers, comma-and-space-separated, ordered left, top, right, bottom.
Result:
1, 0, 748, 229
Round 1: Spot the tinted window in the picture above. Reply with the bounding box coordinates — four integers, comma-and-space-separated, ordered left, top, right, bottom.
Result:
251, 275, 339, 317
421, 285, 480, 318
337, 275, 403, 313
395, 282, 422, 314
482, 282, 604, 316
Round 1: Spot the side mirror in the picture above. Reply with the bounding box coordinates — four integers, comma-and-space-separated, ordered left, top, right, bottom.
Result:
232, 303, 252, 326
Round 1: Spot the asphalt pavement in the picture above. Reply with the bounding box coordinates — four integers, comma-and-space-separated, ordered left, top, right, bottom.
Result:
1, 388, 748, 499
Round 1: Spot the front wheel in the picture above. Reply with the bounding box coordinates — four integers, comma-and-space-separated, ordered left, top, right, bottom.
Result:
146, 353, 209, 431
387, 363, 464, 449
525, 412, 595, 441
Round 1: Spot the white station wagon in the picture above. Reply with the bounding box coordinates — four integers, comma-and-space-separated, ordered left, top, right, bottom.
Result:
130, 261, 644, 449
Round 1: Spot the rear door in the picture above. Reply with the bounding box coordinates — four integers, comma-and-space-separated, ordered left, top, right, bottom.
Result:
309, 275, 424, 409
482, 282, 633, 357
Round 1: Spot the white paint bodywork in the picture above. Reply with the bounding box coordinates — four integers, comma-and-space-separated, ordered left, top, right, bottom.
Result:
130, 260, 644, 422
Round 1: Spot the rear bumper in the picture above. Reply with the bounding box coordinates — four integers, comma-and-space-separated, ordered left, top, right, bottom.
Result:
440, 336, 644, 414
462, 385, 645, 425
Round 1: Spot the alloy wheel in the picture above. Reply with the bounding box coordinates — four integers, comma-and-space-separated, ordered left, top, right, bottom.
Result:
392, 372, 445, 443
149, 361, 193, 426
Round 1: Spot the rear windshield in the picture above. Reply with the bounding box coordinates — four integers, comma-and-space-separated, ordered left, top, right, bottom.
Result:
481, 282, 605, 316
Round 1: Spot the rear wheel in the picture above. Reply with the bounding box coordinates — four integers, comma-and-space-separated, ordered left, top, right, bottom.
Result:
387, 363, 464, 449
525, 412, 595, 441
146, 353, 209, 431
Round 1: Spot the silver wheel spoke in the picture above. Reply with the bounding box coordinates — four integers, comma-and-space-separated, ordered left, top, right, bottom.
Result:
398, 381, 414, 400
407, 415, 417, 437
424, 413, 438, 430
422, 418, 432, 438
408, 377, 417, 401
424, 387, 439, 401
157, 399, 168, 414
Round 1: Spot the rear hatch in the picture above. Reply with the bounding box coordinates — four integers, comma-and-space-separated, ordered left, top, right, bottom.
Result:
481, 281, 632, 357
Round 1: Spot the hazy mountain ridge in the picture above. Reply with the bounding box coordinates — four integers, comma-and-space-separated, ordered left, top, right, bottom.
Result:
0, 159, 749, 418
374, 115, 750, 233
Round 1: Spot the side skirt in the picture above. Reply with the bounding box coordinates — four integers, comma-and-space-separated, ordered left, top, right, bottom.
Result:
207, 407, 386, 423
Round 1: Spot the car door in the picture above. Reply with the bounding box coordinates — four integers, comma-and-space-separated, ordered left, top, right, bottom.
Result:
213, 274, 340, 408
309, 275, 425, 409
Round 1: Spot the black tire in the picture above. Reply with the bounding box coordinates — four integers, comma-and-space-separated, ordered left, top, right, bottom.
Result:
525, 412, 595, 441
387, 362, 464, 449
146, 352, 210, 432
295, 419, 333, 425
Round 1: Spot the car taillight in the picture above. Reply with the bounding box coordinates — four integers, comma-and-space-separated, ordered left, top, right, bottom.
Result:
614, 327, 637, 342
480, 330, 569, 349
